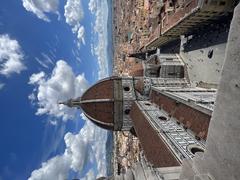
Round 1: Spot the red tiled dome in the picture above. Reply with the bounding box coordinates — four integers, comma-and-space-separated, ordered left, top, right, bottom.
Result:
80, 76, 121, 130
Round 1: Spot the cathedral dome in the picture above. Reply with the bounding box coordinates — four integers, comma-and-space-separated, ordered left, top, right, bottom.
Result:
60, 76, 132, 131
80, 76, 122, 130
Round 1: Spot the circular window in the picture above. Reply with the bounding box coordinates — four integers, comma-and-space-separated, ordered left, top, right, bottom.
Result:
124, 86, 130, 91
158, 116, 167, 121
124, 109, 130, 115
145, 103, 151, 106
188, 145, 204, 155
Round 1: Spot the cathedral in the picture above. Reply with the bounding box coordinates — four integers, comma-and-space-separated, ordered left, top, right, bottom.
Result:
61, 3, 240, 180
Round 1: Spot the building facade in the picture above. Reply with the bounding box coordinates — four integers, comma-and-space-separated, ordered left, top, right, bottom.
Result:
61, 56, 216, 179
62, 3, 240, 179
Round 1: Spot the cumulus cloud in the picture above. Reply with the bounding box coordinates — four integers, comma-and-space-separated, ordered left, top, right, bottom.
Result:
64, 131, 89, 172
28, 155, 70, 180
28, 120, 108, 180
22, 0, 59, 22
64, 0, 86, 46
64, 0, 84, 32
0, 34, 26, 77
88, 0, 97, 13
29, 72, 45, 84
29, 60, 88, 121
28, 60, 109, 179
88, 0, 109, 79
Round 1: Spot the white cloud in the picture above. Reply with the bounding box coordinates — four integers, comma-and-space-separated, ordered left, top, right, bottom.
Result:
28, 120, 108, 180
64, 0, 85, 46
77, 26, 85, 45
72, 48, 82, 63
80, 113, 88, 121
22, 0, 59, 22
29, 60, 88, 121
35, 57, 49, 69
29, 72, 45, 84
49, 119, 58, 126
81, 169, 95, 180
0, 83, 4, 90
28, 155, 70, 180
0, 34, 26, 77
84, 122, 108, 177
88, 0, 109, 79
90, 43, 94, 56
28, 60, 109, 179
41, 52, 54, 65
88, 0, 97, 13
35, 52, 55, 69
64, 130, 90, 172
64, 0, 84, 31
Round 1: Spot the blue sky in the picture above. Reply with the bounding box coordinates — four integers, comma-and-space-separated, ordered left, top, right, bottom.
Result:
0, 0, 111, 179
